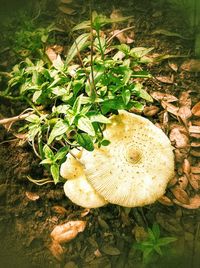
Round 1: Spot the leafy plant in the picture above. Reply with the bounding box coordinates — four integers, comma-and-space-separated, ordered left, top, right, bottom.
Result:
134, 223, 177, 265
3, 11, 154, 183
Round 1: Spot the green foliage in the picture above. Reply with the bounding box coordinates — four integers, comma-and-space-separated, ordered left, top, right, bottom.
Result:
134, 223, 177, 265
5, 12, 154, 183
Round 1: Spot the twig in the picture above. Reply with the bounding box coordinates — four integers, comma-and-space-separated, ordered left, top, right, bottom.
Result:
0, 112, 33, 126
107, 26, 135, 43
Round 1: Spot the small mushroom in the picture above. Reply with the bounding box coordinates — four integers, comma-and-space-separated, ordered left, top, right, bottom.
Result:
79, 110, 175, 207
60, 149, 108, 208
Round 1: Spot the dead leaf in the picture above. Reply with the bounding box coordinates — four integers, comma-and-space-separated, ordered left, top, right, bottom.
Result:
101, 245, 121, 256
173, 195, 200, 209
49, 240, 64, 261
182, 159, 191, 175
169, 128, 189, 148
168, 176, 178, 187
190, 150, 200, 157
155, 75, 174, 84
192, 120, 200, 126
25, 191, 40, 201
111, 30, 127, 43
191, 166, 200, 173
171, 186, 190, 204
189, 125, 200, 134
51, 221, 86, 244
181, 59, 200, 72
179, 91, 191, 108
81, 208, 90, 217
94, 249, 102, 258
51, 206, 67, 215
143, 106, 159, 116
178, 106, 192, 121
59, 5, 76, 15
158, 195, 173, 206
192, 102, 200, 117
190, 133, 200, 138
168, 61, 178, 72
174, 149, 189, 163
161, 101, 179, 115
133, 226, 148, 242
188, 174, 200, 190
178, 175, 188, 190
45, 47, 57, 63
191, 142, 200, 147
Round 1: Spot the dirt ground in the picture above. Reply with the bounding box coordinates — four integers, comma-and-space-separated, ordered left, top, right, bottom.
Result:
0, 1, 200, 267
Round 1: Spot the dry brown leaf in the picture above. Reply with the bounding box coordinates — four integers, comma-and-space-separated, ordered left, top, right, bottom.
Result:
168, 176, 178, 187
133, 226, 148, 242
182, 159, 191, 175
190, 150, 200, 157
101, 245, 121, 256
143, 106, 159, 117
25, 191, 40, 201
188, 174, 200, 190
189, 125, 200, 134
178, 175, 188, 190
178, 106, 192, 121
81, 208, 90, 217
171, 186, 190, 204
158, 195, 173, 206
151, 92, 178, 102
49, 240, 64, 261
174, 149, 189, 163
161, 101, 179, 116
173, 195, 200, 209
192, 102, 200, 117
168, 61, 178, 72
190, 133, 200, 138
110, 9, 123, 20
112, 30, 127, 43
191, 142, 200, 147
45, 47, 57, 63
155, 75, 174, 84
179, 91, 191, 108
191, 166, 200, 173
181, 59, 200, 72
192, 120, 200, 126
59, 5, 76, 15
94, 249, 102, 258
51, 206, 67, 215
169, 128, 189, 149
51, 221, 86, 244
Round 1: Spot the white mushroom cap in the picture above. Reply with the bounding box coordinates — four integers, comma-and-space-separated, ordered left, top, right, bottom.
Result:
60, 149, 108, 208
79, 110, 175, 207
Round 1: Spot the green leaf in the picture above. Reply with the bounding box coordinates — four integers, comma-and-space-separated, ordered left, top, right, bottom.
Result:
65, 33, 90, 65
89, 114, 111, 124
101, 139, 111, 146
157, 237, 177, 246
154, 245, 162, 256
76, 116, 95, 136
48, 120, 69, 144
40, 158, 53, 165
72, 20, 90, 31
130, 47, 154, 58
122, 88, 131, 105
43, 144, 54, 160
76, 133, 94, 151
32, 90, 42, 103
53, 55, 64, 71
152, 223, 160, 240
54, 146, 69, 161
26, 114, 40, 123
50, 163, 60, 184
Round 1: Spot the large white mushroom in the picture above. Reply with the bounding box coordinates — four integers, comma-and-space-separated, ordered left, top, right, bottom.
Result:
79, 110, 175, 207
60, 149, 108, 208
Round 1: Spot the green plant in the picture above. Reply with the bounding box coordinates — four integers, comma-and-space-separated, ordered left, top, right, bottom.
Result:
134, 223, 177, 265
4, 11, 154, 183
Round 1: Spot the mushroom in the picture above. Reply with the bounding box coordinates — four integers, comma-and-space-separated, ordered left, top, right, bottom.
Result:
79, 110, 175, 207
60, 149, 108, 208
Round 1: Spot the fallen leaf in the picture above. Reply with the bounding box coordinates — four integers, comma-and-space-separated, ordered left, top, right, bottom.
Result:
25, 191, 40, 201
191, 166, 200, 173
155, 75, 174, 84
182, 159, 191, 175
169, 128, 189, 148
59, 5, 76, 15
192, 120, 200, 126
174, 149, 189, 163
192, 102, 200, 117
81, 208, 90, 217
152, 29, 190, 39
188, 174, 200, 190
190, 150, 200, 157
189, 125, 200, 134
171, 186, 190, 204
181, 59, 200, 72
178, 106, 192, 122
45, 47, 57, 62
111, 30, 134, 44
51, 206, 67, 215
49, 240, 64, 261
133, 226, 148, 242
143, 105, 159, 116
51, 221, 86, 244
173, 195, 200, 209
168, 61, 178, 72
190, 133, 200, 138
101, 245, 121, 256
178, 175, 188, 190
158, 195, 173, 206
191, 142, 200, 147
168, 176, 178, 187
161, 101, 179, 115
179, 91, 191, 108
94, 249, 102, 258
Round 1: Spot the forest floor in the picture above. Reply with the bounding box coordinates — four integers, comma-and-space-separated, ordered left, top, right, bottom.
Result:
0, 1, 200, 268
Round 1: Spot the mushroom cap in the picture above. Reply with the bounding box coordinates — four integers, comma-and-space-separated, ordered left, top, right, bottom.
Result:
60, 149, 108, 208
80, 110, 175, 207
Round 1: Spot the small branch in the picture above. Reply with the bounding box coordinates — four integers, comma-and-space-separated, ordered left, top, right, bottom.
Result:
0, 112, 33, 126
107, 26, 135, 43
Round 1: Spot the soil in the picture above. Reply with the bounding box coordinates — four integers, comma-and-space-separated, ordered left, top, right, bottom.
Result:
0, 1, 200, 268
